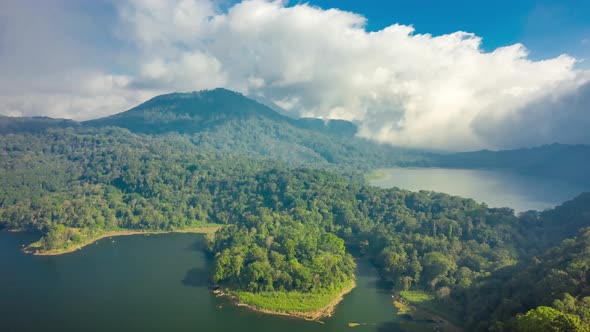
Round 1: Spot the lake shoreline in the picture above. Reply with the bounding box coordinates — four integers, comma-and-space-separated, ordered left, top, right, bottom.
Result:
22, 226, 220, 256
214, 281, 356, 322
368, 167, 588, 213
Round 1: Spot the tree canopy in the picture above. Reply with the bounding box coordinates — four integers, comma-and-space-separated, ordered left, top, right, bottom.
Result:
1, 121, 589, 329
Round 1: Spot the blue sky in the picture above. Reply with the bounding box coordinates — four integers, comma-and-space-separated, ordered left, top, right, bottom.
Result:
298, 0, 590, 62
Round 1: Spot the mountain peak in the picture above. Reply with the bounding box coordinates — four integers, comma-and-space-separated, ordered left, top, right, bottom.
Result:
149, 88, 242, 102
84, 88, 287, 134
82, 88, 360, 141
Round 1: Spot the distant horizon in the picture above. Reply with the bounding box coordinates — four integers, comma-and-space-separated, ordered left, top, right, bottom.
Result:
3, 86, 590, 154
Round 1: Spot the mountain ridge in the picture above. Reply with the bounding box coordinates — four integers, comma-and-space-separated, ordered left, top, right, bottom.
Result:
83, 88, 359, 138
80, 88, 428, 173
2, 88, 589, 184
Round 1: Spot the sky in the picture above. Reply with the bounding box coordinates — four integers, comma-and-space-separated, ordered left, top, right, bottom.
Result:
305, 0, 590, 60
0, 0, 589, 151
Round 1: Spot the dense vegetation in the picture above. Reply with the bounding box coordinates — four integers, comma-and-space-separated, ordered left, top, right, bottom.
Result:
0, 114, 78, 134
1, 89, 590, 329
84, 88, 432, 177
462, 227, 590, 330
208, 209, 356, 313
210, 211, 355, 293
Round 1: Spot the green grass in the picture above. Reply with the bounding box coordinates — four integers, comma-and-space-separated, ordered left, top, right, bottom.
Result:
234, 280, 355, 313
399, 290, 435, 303
24, 223, 222, 255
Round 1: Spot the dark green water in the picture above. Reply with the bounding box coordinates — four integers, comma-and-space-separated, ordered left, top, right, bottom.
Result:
0, 231, 404, 332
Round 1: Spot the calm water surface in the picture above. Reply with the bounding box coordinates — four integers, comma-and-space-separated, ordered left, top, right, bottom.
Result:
0, 231, 404, 332
370, 168, 589, 212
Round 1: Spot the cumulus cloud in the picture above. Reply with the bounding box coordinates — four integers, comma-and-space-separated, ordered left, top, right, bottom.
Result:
1, 0, 589, 150
474, 79, 590, 147
0, 0, 160, 120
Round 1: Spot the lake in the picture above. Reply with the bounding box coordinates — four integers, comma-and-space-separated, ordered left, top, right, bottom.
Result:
5, 168, 580, 331
370, 167, 589, 212
0, 231, 410, 332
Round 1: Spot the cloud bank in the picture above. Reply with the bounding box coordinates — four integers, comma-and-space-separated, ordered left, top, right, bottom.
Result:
1, 0, 589, 150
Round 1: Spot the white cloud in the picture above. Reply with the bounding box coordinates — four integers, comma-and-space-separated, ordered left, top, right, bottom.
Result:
0, 71, 155, 121
1, 0, 589, 150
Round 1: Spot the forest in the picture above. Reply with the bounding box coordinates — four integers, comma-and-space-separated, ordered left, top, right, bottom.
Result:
2, 104, 590, 330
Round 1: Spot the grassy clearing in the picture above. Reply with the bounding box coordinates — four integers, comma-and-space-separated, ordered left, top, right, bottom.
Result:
399, 290, 435, 303
220, 279, 356, 320
24, 223, 221, 256
235, 280, 355, 313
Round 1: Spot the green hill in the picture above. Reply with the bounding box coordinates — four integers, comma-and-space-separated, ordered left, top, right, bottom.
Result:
83, 88, 431, 174
0, 115, 78, 134
4, 89, 589, 184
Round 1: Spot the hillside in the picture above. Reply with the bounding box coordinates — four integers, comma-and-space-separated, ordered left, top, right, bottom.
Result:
0, 115, 78, 134
84, 88, 588, 188
84, 89, 289, 134
3, 89, 588, 186
84, 88, 356, 138
461, 224, 590, 330
433, 144, 590, 185
82, 88, 431, 174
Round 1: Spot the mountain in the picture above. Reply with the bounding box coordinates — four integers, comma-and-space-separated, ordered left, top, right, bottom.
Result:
85, 88, 357, 138
83, 88, 357, 137
0, 115, 78, 134
2, 88, 588, 184
83, 88, 430, 174
84, 88, 288, 134
432, 143, 590, 185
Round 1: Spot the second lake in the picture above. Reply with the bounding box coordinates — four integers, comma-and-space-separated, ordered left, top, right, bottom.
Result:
369, 167, 589, 212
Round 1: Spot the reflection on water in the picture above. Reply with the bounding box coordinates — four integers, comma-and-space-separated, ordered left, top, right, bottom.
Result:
370, 167, 589, 212
0, 231, 405, 332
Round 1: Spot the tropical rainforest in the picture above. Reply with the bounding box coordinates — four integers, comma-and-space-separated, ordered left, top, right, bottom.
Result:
1, 89, 589, 331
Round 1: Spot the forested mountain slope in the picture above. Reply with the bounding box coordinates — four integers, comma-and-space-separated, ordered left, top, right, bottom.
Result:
0, 115, 78, 134
462, 227, 590, 331
84, 88, 430, 174
3, 89, 589, 184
